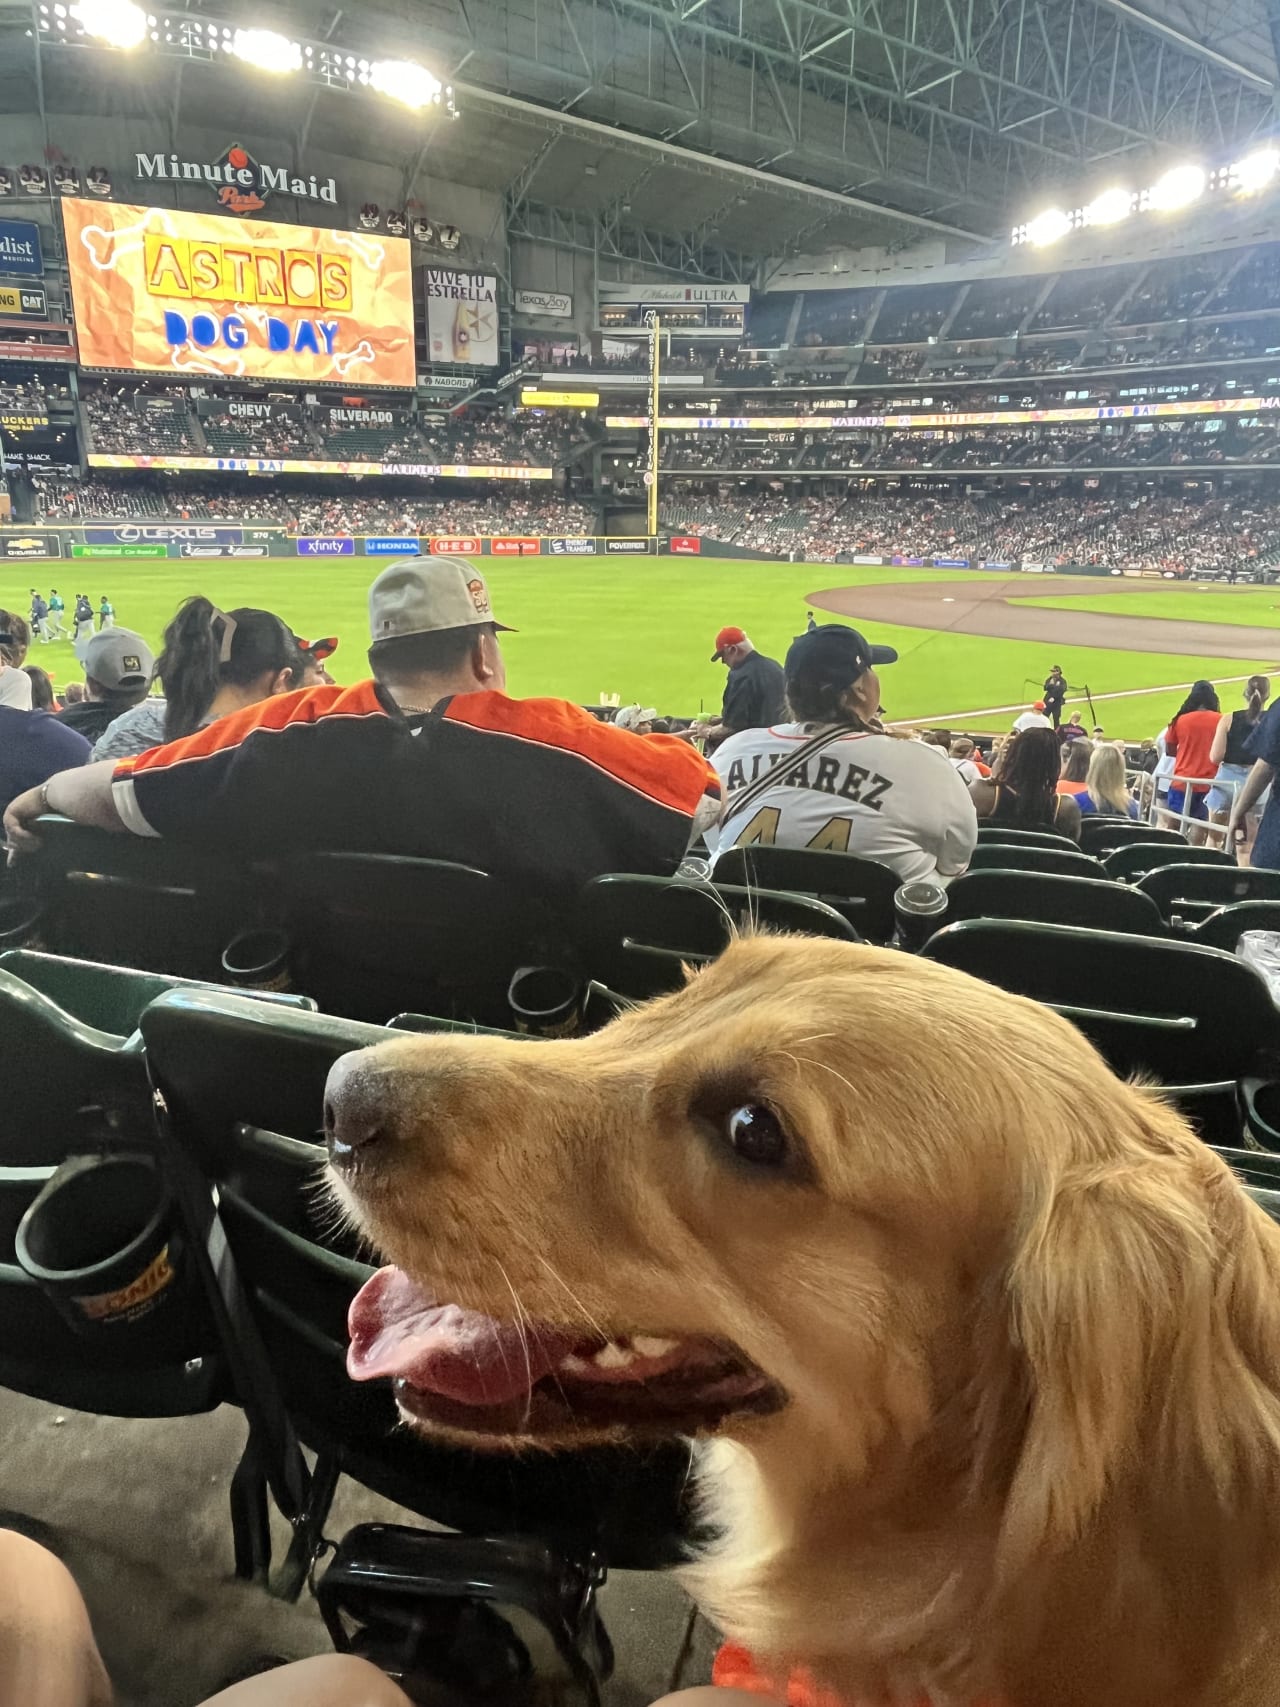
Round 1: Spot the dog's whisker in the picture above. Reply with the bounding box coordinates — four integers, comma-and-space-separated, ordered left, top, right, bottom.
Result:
496, 1259, 537, 1429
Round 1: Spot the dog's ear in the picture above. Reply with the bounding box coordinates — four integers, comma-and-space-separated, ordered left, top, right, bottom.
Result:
995, 1099, 1280, 1579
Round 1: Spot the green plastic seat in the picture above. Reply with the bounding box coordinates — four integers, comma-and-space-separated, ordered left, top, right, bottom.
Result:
278, 852, 548, 1027
966, 843, 1104, 879
923, 919, 1279, 1144
941, 870, 1164, 937
1078, 819, 1189, 857
711, 846, 899, 942
1187, 901, 1280, 953
1103, 842, 1237, 883
975, 825, 1078, 851
0, 965, 226, 1419
141, 988, 692, 1597
576, 874, 858, 1001
0, 949, 313, 1037
1136, 862, 1280, 924
21, 815, 266, 980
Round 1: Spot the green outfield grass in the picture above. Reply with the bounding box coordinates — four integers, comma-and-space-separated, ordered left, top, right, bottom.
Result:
7, 554, 1274, 739
1020, 586, 1280, 627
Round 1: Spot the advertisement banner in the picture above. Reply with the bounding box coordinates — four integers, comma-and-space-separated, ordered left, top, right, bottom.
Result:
0, 340, 74, 363
178, 543, 270, 558
599, 283, 750, 305
85, 523, 247, 545
425, 269, 499, 367
71, 542, 167, 558
430, 536, 483, 555
0, 218, 42, 277
364, 536, 422, 555
520, 389, 599, 408
87, 452, 552, 480
1, 532, 61, 559
62, 199, 415, 388
490, 537, 541, 555
604, 538, 654, 555
296, 536, 355, 557
0, 284, 47, 317
0, 410, 50, 438
515, 289, 572, 318
669, 535, 703, 555
932, 556, 969, 568
547, 537, 597, 555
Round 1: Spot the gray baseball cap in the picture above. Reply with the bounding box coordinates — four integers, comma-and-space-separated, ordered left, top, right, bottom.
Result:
83, 627, 154, 690
368, 558, 514, 643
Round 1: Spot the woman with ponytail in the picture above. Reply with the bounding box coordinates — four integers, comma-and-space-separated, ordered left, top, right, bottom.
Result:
1162, 678, 1220, 835
90, 597, 333, 761
1209, 675, 1269, 853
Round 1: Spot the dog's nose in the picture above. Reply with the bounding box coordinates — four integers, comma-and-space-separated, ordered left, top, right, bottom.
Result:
324, 1050, 396, 1171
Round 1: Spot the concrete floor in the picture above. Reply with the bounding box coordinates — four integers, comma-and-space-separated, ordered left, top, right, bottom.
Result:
0, 1388, 715, 1707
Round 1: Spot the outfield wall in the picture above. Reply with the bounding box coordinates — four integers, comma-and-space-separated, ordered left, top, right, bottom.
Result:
0, 526, 1190, 575
0, 527, 779, 563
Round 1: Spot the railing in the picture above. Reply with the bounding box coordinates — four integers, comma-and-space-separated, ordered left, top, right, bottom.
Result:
1130, 768, 1241, 846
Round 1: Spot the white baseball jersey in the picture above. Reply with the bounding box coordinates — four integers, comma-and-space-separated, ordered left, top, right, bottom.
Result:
707, 724, 978, 883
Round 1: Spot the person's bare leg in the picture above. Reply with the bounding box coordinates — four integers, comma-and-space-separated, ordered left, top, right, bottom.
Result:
0, 1530, 113, 1707
199, 1654, 414, 1707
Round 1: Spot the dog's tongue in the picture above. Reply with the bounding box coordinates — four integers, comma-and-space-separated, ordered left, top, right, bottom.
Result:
347, 1266, 577, 1406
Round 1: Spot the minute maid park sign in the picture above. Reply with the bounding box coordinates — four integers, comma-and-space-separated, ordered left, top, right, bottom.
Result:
135, 144, 336, 216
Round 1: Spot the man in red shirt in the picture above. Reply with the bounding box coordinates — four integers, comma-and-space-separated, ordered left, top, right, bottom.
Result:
4, 560, 720, 903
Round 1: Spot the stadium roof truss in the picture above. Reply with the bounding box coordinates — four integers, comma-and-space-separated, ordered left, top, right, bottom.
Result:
7, 0, 1279, 274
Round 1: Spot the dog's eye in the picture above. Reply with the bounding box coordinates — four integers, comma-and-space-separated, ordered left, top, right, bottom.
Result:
726, 1104, 788, 1168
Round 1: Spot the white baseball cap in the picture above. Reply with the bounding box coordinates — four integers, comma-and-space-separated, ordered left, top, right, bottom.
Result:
368, 558, 515, 642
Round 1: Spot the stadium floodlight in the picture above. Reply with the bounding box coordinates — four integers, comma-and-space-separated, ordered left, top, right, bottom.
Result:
1232, 147, 1280, 196
368, 58, 444, 108
1025, 207, 1072, 246
70, 0, 146, 48
1147, 163, 1205, 211
231, 27, 301, 73
1083, 186, 1133, 226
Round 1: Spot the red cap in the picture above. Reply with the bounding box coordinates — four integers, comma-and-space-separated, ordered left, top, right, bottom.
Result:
712, 625, 747, 662
1034, 700, 1046, 711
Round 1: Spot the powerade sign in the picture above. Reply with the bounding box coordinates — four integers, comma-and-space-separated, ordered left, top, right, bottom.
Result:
297, 536, 355, 556
0, 219, 42, 277
548, 537, 597, 555
364, 536, 421, 555
85, 524, 248, 546
605, 538, 653, 555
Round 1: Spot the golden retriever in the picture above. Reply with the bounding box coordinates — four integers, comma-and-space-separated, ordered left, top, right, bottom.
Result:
325, 936, 1280, 1707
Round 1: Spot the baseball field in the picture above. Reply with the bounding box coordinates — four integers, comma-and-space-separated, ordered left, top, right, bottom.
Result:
7, 553, 1280, 740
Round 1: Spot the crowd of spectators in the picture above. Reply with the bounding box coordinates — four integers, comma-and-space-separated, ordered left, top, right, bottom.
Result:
31, 474, 593, 536
83, 384, 195, 456
659, 487, 1280, 573
202, 411, 312, 460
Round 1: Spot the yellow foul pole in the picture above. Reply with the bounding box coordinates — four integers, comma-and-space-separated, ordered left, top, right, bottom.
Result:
647, 312, 661, 539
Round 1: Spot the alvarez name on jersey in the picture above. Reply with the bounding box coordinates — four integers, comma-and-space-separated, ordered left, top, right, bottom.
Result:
706, 723, 978, 884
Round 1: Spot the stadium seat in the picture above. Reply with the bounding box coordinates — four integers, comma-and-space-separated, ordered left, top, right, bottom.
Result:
966, 843, 1104, 879
0, 962, 227, 1417
941, 870, 1163, 936
22, 815, 265, 981
974, 826, 1079, 852
922, 919, 1279, 1142
1135, 862, 1280, 924
0, 948, 313, 1036
576, 874, 857, 1002
276, 852, 541, 1027
1185, 901, 1280, 953
1102, 842, 1237, 883
711, 846, 899, 941
141, 988, 692, 1596
1078, 819, 1188, 857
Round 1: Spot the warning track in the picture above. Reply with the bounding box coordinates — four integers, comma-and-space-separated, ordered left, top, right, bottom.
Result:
808, 575, 1280, 665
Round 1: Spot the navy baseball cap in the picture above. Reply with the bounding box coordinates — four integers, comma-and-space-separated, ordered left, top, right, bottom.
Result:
785, 623, 897, 685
